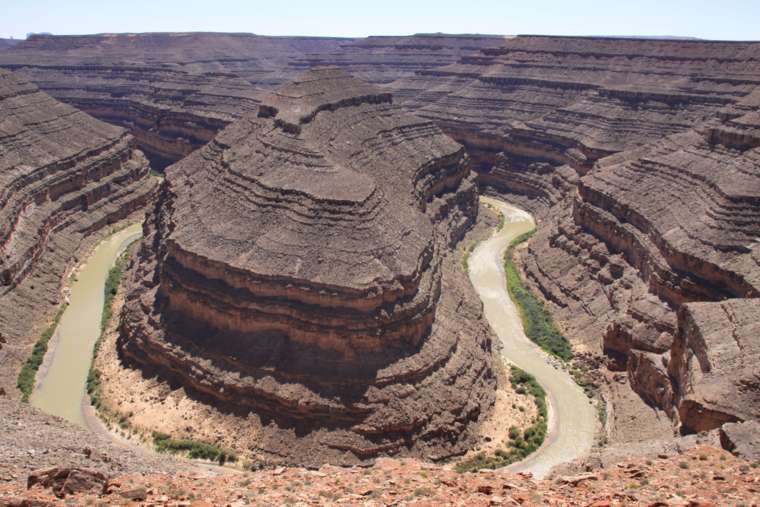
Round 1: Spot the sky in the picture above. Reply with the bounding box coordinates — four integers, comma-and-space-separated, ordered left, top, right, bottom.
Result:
1, 0, 759, 41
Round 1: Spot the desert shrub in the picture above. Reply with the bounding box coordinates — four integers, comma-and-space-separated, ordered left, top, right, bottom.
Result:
17, 304, 68, 401
456, 366, 548, 472
152, 432, 237, 464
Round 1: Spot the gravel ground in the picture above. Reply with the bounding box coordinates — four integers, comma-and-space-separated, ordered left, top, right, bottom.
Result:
0, 397, 224, 483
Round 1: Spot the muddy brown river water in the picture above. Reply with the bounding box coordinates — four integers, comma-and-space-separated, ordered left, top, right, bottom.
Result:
469, 197, 595, 478
31, 223, 143, 426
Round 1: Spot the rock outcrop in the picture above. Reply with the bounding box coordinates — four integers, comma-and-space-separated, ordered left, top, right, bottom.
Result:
117, 68, 495, 465
720, 420, 760, 460
3, 30, 759, 446
385, 36, 760, 436
0, 69, 156, 394
0, 39, 20, 50
26, 468, 108, 498
669, 299, 760, 433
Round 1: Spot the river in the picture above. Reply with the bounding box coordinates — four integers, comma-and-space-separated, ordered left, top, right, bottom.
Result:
468, 196, 595, 478
30, 197, 593, 474
30, 223, 143, 427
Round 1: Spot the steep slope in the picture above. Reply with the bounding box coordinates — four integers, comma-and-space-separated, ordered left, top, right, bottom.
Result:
116, 68, 495, 466
0, 39, 20, 50
372, 35, 760, 437
0, 69, 157, 394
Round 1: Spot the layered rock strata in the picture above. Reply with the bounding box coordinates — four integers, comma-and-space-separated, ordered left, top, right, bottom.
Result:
0, 33, 352, 168
4, 31, 760, 440
5, 64, 262, 170
501, 40, 760, 434
0, 39, 20, 50
0, 69, 157, 393
117, 68, 494, 465
669, 299, 760, 433
361, 35, 760, 435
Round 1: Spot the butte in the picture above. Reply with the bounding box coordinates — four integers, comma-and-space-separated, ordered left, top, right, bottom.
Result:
116, 68, 497, 465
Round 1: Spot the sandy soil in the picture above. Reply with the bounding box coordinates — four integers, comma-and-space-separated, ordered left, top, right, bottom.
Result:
94, 290, 263, 463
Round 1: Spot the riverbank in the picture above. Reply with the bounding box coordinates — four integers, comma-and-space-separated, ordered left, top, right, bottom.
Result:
468, 196, 596, 478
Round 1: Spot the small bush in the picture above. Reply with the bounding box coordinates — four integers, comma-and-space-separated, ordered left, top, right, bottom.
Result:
17, 303, 68, 401
152, 432, 237, 464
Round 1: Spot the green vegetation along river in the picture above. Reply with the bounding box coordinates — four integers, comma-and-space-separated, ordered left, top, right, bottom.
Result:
468, 197, 595, 478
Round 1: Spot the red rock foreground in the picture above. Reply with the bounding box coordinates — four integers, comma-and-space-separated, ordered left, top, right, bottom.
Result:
0, 445, 758, 506
116, 68, 495, 466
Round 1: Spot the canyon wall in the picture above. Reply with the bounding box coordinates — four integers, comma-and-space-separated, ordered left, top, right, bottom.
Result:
0, 39, 20, 50
0, 69, 157, 394
0, 33, 346, 168
3, 32, 758, 439
117, 68, 495, 465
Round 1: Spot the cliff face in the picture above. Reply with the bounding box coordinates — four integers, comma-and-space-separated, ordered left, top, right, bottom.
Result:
117, 68, 494, 465
0, 69, 157, 394
0, 34, 506, 170
668, 299, 760, 433
13, 64, 262, 170
341, 35, 760, 435
0, 39, 20, 50
3, 32, 759, 439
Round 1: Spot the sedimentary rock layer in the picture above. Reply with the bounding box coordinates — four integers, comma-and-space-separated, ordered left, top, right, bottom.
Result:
669, 299, 760, 433
0, 33, 353, 168
0, 39, 20, 50
494, 39, 760, 433
118, 68, 494, 465
4, 31, 759, 438
0, 69, 157, 393
1, 62, 262, 170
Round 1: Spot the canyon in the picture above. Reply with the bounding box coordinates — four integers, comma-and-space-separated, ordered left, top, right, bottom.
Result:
0, 68, 156, 396
0, 30, 758, 503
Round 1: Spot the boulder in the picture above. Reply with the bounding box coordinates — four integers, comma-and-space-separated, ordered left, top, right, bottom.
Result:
27, 468, 108, 498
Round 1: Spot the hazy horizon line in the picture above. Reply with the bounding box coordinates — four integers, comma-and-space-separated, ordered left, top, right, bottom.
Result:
6, 31, 760, 43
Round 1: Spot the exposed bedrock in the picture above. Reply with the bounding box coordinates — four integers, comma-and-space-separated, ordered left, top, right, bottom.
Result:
0, 69, 157, 394
117, 68, 494, 465
668, 299, 760, 434
4, 32, 760, 439
0, 33, 354, 169
444, 37, 760, 436
388, 37, 760, 214
5, 64, 262, 170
